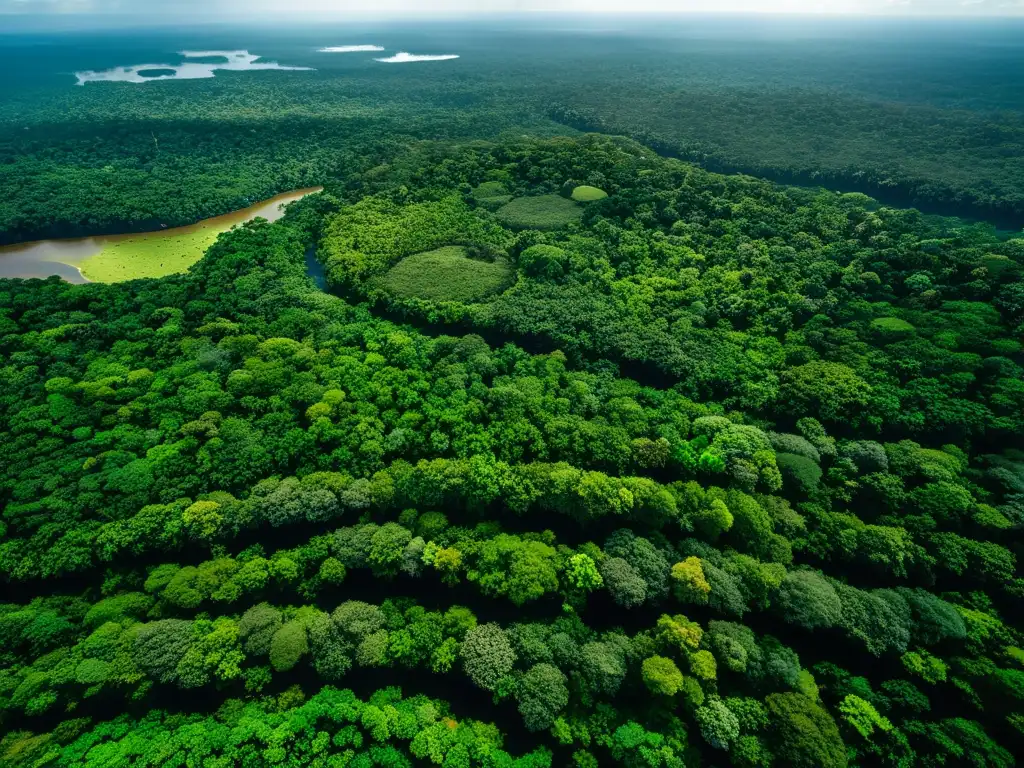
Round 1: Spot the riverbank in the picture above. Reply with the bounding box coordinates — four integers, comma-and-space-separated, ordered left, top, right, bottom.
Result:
0, 187, 322, 283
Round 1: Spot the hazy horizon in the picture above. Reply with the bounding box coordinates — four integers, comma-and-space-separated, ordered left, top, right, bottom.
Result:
3, 0, 1024, 22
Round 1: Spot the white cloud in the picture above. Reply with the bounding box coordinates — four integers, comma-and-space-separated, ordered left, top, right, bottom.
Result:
374, 52, 460, 62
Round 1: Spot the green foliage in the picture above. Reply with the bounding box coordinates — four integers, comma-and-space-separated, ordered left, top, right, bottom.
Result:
901, 649, 948, 684
0, 130, 1021, 768
566, 553, 604, 592
472, 181, 512, 210
470, 534, 560, 605
696, 698, 741, 750
671, 557, 711, 605
83, 593, 153, 629
776, 570, 842, 631
606, 720, 686, 768
333, 601, 386, 640
570, 185, 608, 202
693, 499, 734, 540
776, 453, 823, 495
462, 623, 516, 692
870, 317, 916, 340
579, 639, 630, 697
269, 620, 308, 672
517, 663, 569, 731
495, 195, 584, 230
4, 685, 549, 767
641, 655, 685, 696
780, 362, 871, 422
765, 693, 848, 768
838, 694, 892, 739
690, 649, 718, 681
378, 247, 512, 303
321, 196, 509, 295
519, 244, 568, 279
238, 603, 283, 656
181, 500, 224, 539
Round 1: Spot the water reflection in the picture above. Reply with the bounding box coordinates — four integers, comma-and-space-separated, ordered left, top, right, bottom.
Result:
75, 50, 313, 85
304, 247, 327, 290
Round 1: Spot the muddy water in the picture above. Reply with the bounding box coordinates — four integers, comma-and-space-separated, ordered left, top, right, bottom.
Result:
0, 187, 322, 283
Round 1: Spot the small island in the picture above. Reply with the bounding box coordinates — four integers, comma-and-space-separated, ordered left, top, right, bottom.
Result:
137, 68, 177, 78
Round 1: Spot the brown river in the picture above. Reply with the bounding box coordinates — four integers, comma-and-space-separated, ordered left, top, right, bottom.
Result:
0, 187, 322, 283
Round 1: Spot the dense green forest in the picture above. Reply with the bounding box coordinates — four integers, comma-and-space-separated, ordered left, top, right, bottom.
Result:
4, 18, 1024, 245
1, 130, 1022, 767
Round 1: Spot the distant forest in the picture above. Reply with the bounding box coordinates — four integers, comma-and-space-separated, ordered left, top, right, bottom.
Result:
2, 19, 1024, 244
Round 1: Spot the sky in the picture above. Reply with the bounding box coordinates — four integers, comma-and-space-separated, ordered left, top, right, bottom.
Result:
3, 0, 1023, 15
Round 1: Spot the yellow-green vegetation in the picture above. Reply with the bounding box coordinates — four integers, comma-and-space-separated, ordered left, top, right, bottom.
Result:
472, 181, 513, 211
494, 195, 584, 230
377, 245, 512, 302
3, 134, 1024, 768
77, 188, 320, 282
571, 185, 608, 202
79, 227, 223, 282
870, 317, 916, 338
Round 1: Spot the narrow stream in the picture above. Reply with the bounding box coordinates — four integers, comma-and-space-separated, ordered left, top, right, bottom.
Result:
304, 245, 327, 289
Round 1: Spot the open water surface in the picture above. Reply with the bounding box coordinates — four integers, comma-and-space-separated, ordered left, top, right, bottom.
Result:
0, 187, 322, 282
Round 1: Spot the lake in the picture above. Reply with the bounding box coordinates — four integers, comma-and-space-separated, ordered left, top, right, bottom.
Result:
0, 187, 322, 283
75, 49, 313, 85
